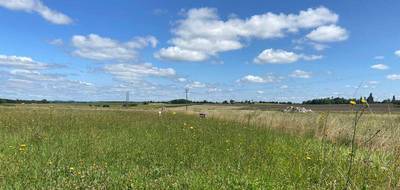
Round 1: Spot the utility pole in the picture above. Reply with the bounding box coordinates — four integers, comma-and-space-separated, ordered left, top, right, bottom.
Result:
125, 91, 130, 107
185, 88, 189, 111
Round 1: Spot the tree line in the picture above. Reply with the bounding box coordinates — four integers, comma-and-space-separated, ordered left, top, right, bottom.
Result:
303, 93, 400, 105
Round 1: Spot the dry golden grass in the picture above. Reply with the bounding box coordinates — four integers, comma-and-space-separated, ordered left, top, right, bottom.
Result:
170, 104, 400, 152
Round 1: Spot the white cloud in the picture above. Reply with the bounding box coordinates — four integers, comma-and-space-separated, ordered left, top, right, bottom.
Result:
49, 38, 63, 46
208, 87, 222, 93
254, 49, 322, 64
311, 43, 328, 51
371, 64, 389, 70
387, 74, 400, 80
395, 50, 400, 57
237, 75, 276, 83
155, 46, 208, 62
368, 81, 379, 85
177, 77, 187, 82
186, 81, 206, 88
104, 63, 176, 82
254, 49, 299, 64
306, 25, 348, 42
157, 7, 341, 62
256, 90, 264, 94
72, 34, 157, 62
280, 85, 289, 89
0, 0, 72, 24
3, 69, 97, 100
0, 54, 49, 70
374, 56, 384, 60
9, 69, 61, 81
290, 70, 312, 79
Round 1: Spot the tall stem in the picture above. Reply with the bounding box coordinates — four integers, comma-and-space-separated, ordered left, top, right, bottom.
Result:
345, 108, 365, 189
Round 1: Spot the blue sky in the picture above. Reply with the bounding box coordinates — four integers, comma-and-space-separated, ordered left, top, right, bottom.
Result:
0, 0, 399, 102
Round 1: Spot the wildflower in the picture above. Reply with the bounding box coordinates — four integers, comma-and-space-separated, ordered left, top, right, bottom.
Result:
19, 144, 27, 151
183, 122, 187, 126
306, 156, 311, 160
360, 98, 367, 104
173, 112, 176, 115
360, 98, 369, 107
190, 126, 194, 129
350, 100, 356, 106
69, 167, 75, 171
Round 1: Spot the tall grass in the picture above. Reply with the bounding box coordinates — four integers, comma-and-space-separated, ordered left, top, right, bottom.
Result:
182, 106, 400, 152
0, 106, 399, 188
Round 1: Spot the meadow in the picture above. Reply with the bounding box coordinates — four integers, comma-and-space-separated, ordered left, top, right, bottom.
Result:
0, 105, 399, 189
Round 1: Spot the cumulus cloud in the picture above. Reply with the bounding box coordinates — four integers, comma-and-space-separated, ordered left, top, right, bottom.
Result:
371, 64, 389, 70
289, 70, 312, 78
155, 47, 208, 62
0, 0, 72, 24
253, 49, 322, 64
306, 25, 348, 42
387, 74, 400, 80
104, 63, 176, 82
237, 75, 276, 83
72, 34, 157, 62
156, 6, 341, 62
0, 54, 49, 70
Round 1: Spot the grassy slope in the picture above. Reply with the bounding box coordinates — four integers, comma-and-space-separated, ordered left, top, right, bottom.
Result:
0, 108, 397, 189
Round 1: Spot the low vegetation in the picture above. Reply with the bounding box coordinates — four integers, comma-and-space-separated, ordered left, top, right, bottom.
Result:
0, 106, 399, 189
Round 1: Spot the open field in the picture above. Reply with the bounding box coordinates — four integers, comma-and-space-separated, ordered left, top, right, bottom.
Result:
170, 104, 400, 151
242, 103, 400, 113
0, 105, 400, 189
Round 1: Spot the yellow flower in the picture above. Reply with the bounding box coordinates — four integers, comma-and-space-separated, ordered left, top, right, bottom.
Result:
19, 144, 27, 151
306, 156, 311, 160
190, 126, 194, 129
350, 100, 356, 106
361, 98, 367, 104
173, 112, 176, 115
69, 167, 75, 171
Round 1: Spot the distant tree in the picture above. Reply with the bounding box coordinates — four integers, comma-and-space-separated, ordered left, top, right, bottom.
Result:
392, 95, 396, 103
222, 100, 229, 104
367, 93, 374, 103
170, 99, 191, 104
229, 99, 235, 104
40, 99, 49, 104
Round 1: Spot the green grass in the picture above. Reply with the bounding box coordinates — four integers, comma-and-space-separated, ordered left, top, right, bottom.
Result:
0, 107, 398, 189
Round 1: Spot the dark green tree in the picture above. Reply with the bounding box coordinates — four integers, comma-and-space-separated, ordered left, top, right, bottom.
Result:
367, 93, 374, 103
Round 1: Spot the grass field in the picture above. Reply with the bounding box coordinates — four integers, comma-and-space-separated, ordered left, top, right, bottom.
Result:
0, 106, 399, 189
